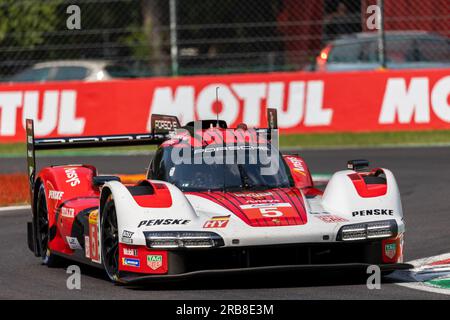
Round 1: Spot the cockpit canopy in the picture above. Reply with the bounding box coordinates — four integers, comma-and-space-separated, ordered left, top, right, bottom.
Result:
148, 143, 294, 192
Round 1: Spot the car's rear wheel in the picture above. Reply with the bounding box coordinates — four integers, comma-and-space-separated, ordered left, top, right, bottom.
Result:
36, 184, 60, 267
101, 199, 120, 282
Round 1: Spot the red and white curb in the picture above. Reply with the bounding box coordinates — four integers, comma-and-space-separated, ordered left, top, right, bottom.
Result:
388, 253, 450, 296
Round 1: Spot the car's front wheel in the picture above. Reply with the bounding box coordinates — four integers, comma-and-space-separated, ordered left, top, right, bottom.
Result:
101, 198, 120, 282
36, 184, 61, 267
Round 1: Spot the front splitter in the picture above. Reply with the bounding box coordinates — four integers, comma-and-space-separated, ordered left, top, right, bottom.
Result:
120, 262, 412, 284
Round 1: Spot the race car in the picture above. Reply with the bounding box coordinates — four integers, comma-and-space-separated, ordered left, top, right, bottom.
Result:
26, 109, 409, 284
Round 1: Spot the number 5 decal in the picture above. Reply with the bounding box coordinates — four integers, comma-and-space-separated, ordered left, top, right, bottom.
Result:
240, 203, 298, 220
259, 207, 283, 217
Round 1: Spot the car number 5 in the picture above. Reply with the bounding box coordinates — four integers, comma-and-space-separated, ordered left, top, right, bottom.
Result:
260, 208, 283, 217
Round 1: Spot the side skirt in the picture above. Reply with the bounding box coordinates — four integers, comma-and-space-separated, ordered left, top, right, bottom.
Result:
52, 250, 104, 270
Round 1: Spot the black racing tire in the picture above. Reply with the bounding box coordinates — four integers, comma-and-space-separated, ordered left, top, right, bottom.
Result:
36, 184, 61, 267
101, 199, 121, 283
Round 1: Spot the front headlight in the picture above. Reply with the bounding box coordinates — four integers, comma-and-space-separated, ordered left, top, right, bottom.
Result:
144, 231, 225, 249
337, 219, 398, 241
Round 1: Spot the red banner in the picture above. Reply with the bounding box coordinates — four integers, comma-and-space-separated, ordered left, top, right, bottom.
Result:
0, 69, 449, 142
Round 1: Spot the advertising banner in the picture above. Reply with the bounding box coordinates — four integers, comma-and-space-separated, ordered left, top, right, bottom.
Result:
0, 69, 449, 142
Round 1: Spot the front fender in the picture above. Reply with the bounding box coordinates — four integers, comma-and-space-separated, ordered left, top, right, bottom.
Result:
100, 180, 199, 246
322, 168, 404, 230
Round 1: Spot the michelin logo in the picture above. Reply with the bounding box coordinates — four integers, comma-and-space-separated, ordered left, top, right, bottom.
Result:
122, 258, 140, 267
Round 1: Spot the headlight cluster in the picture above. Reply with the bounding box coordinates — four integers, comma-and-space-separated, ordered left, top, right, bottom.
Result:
144, 231, 224, 249
337, 220, 397, 241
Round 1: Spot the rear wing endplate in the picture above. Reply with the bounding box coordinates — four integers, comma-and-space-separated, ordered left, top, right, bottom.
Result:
267, 108, 278, 130
25, 116, 176, 196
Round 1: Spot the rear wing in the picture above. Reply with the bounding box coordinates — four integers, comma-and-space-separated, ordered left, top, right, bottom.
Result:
25, 110, 277, 194
25, 114, 179, 195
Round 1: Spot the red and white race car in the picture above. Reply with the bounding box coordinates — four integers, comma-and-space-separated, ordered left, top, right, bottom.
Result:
26, 110, 409, 284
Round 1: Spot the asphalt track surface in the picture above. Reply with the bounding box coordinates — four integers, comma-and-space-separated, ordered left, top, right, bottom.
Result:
1, 146, 450, 299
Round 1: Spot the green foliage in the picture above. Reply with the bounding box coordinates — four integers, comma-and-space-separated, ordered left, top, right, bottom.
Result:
0, 0, 60, 47
120, 24, 152, 62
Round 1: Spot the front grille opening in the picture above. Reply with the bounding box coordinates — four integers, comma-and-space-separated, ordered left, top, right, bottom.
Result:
181, 241, 382, 272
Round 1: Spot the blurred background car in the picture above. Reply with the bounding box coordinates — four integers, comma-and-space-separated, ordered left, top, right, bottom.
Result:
0, 0, 447, 79
314, 31, 450, 72
6, 60, 139, 83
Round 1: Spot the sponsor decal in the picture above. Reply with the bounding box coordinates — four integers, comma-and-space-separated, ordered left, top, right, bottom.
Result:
123, 248, 138, 257
66, 236, 82, 250
88, 209, 100, 263
315, 215, 348, 223
88, 209, 98, 224
122, 230, 134, 238
122, 238, 133, 245
121, 230, 134, 244
147, 255, 163, 270
153, 119, 178, 131
385, 243, 397, 259
203, 215, 230, 229
48, 190, 64, 200
352, 209, 394, 217
286, 156, 306, 175
61, 207, 75, 218
234, 192, 273, 198
122, 257, 140, 268
240, 203, 290, 209
240, 203, 297, 219
85, 236, 90, 259
138, 219, 191, 228
65, 168, 81, 186
246, 199, 280, 204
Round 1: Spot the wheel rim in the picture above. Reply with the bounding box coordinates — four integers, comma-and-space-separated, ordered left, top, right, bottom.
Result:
37, 190, 49, 258
102, 205, 119, 279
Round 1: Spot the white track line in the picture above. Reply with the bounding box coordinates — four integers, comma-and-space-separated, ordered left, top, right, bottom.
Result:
0, 205, 30, 213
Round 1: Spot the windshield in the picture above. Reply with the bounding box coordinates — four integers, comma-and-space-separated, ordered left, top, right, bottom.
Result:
151, 145, 294, 192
